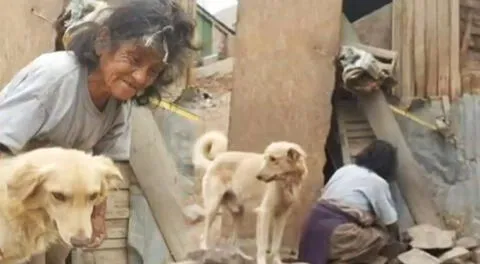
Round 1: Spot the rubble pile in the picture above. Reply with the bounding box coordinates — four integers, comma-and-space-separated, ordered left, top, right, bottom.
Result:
192, 73, 233, 94
396, 224, 480, 264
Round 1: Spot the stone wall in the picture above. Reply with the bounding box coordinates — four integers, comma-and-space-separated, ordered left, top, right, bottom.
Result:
395, 95, 480, 236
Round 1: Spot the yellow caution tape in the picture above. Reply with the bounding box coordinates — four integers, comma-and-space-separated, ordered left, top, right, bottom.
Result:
388, 104, 438, 131
149, 97, 200, 121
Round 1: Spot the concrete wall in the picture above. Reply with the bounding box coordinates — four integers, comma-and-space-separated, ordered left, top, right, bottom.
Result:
395, 95, 480, 236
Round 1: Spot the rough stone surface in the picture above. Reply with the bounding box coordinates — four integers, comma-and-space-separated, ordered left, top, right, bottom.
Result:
438, 247, 470, 263
471, 247, 480, 263
395, 96, 480, 236
398, 248, 440, 264
371, 256, 388, 264
182, 203, 205, 224
455, 237, 479, 250
407, 224, 455, 250
186, 245, 254, 264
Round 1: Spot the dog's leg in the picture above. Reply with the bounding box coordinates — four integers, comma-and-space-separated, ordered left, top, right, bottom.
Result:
256, 206, 272, 264
228, 209, 241, 246
200, 195, 223, 250
270, 211, 290, 264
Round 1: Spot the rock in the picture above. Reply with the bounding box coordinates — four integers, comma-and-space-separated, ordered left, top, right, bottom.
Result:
455, 237, 479, 250
371, 256, 388, 264
397, 248, 440, 264
407, 224, 456, 250
186, 245, 254, 264
471, 247, 480, 263
438, 247, 470, 263
182, 204, 205, 224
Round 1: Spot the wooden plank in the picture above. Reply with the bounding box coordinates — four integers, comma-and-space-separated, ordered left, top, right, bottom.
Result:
461, 0, 480, 9
344, 122, 372, 130
461, 11, 474, 68
105, 190, 129, 220
105, 219, 128, 239
437, 0, 451, 96
462, 73, 473, 94
426, 0, 439, 97
400, 0, 415, 102
347, 130, 375, 139
359, 91, 444, 227
82, 249, 128, 264
392, 0, 404, 99
0, 0, 63, 87
336, 108, 352, 164
115, 163, 137, 189
129, 107, 190, 260
413, 0, 426, 97
95, 239, 127, 250
227, 0, 343, 256
451, 0, 462, 99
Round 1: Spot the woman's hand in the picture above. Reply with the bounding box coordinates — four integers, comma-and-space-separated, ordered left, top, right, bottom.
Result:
87, 200, 107, 248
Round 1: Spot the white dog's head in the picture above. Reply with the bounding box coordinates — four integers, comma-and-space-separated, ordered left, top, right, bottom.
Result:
5, 147, 123, 247
256, 141, 307, 183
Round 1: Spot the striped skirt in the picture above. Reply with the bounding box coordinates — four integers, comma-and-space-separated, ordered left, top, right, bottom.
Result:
298, 199, 389, 264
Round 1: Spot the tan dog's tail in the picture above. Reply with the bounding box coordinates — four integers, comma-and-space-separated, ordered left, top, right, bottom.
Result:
192, 130, 228, 170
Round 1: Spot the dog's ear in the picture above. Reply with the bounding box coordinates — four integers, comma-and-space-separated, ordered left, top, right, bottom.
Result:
287, 146, 307, 161
7, 162, 55, 202
93, 155, 124, 191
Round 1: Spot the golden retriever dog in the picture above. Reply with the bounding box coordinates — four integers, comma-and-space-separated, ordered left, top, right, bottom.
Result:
0, 147, 122, 264
193, 131, 308, 264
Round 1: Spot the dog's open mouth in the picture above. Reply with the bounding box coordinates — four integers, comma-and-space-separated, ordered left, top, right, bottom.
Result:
257, 175, 277, 183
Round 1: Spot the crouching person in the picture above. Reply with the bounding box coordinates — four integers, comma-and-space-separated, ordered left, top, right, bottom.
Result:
297, 140, 407, 264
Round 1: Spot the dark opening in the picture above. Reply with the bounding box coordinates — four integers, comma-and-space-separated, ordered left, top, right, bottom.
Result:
343, 0, 392, 22
322, 0, 393, 184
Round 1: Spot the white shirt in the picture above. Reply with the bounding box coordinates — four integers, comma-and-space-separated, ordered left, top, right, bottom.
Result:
322, 164, 398, 225
0, 51, 132, 160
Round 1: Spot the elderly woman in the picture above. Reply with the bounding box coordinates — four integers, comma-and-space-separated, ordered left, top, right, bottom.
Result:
298, 140, 407, 264
0, 1, 195, 263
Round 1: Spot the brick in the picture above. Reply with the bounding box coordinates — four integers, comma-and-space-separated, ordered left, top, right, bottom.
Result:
407, 224, 455, 250
471, 248, 480, 263
455, 237, 479, 250
182, 204, 205, 224
438, 247, 470, 263
397, 248, 440, 264
186, 245, 254, 264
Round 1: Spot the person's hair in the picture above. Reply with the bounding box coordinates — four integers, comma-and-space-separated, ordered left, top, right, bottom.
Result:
353, 139, 397, 181
66, 0, 197, 104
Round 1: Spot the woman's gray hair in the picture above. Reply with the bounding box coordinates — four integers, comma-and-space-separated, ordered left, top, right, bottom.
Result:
64, 0, 198, 104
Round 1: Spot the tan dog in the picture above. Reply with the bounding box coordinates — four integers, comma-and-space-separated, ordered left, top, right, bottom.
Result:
0, 147, 122, 264
193, 131, 307, 264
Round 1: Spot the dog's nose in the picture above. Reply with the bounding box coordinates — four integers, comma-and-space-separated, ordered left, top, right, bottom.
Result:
70, 230, 90, 247
256, 175, 262, 180
70, 236, 90, 247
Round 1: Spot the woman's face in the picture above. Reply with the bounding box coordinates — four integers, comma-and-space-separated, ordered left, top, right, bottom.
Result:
98, 41, 165, 101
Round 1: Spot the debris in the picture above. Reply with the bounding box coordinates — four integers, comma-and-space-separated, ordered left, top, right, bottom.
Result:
371, 255, 389, 264
407, 224, 455, 250
185, 245, 254, 264
455, 237, 479, 250
182, 203, 205, 224
338, 45, 397, 93
397, 248, 440, 264
470, 247, 480, 263
438, 247, 470, 263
